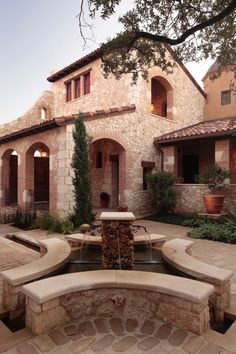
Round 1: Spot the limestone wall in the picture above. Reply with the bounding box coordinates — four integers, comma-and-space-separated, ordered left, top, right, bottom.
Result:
174, 184, 236, 214
0, 91, 54, 137
0, 126, 70, 217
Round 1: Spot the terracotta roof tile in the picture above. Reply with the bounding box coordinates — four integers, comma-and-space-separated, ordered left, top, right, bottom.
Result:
47, 45, 206, 98
0, 104, 136, 143
154, 116, 236, 145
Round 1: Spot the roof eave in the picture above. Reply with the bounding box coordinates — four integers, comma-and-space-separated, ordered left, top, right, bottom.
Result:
154, 129, 236, 145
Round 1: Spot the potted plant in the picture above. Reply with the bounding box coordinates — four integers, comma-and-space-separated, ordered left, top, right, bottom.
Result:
176, 177, 184, 184
200, 164, 230, 214
100, 192, 110, 208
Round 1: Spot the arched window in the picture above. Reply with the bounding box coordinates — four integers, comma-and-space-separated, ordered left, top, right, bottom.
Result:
151, 76, 173, 119
41, 108, 46, 120
96, 151, 103, 168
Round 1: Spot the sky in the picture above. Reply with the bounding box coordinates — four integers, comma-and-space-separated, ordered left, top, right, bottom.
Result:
0, 0, 213, 124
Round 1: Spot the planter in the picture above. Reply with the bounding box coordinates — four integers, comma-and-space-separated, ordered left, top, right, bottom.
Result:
203, 194, 225, 214
117, 206, 128, 212
176, 177, 184, 184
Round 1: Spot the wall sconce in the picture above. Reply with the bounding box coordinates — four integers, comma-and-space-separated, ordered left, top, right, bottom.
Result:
40, 150, 48, 158
151, 103, 154, 112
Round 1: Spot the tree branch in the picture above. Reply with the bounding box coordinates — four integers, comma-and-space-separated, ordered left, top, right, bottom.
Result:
130, 0, 236, 46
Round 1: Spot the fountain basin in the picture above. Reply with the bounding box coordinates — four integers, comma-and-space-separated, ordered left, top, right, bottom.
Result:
22, 270, 214, 335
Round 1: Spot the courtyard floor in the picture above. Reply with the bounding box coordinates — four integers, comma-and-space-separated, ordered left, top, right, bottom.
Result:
0, 221, 236, 353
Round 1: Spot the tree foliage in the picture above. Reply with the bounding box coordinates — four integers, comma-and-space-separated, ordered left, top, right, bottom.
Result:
79, 0, 236, 82
71, 115, 94, 227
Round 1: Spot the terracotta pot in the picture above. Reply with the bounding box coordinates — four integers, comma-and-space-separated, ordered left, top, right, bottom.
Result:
117, 206, 128, 212
100, 199, 109, 208
203, 194, 225, 214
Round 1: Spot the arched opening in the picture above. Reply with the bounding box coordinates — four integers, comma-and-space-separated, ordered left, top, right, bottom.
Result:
1, 149, 18, 206
41, 107, 47, 120
26, 143, 50, 210
91, 139, 126, 208
151, 76, 173, 119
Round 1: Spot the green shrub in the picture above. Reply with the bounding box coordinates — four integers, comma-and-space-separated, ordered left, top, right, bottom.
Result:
32, 213, 74, 234
188, 222, 236, 243
147, 171, 176, 213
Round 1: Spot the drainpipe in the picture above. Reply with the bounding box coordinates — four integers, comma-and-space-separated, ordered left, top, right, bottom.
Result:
156, 144, 164, 171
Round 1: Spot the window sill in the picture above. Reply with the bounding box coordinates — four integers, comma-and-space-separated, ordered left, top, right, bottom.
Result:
149, 113, 175, 123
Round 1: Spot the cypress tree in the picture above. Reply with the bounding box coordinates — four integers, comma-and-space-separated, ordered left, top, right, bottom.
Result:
71, 115, 94, 227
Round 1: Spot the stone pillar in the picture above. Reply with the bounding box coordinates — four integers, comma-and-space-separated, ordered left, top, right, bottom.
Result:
100, 212, 135, 269
162, 146, 177, 175
215, 139, 230, 170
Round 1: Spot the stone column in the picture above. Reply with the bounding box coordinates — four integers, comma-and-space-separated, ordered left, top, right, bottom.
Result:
100, 212, 135, 269
162, 146, 177, 175
215, 139, 230, 170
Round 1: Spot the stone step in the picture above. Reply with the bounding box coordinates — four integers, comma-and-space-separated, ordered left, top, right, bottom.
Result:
0, 320, 12, 341
0, 328, 33, 353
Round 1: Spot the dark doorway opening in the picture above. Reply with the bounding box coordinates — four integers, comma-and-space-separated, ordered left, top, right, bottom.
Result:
9, 154, 18, 204
182, 155, 199, 183
110, 155, 119, 208
34, 157, 49, 202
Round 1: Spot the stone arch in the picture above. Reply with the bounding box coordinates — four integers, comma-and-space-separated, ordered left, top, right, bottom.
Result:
90, 137, 127, 208
25, 142, 50, 210
1, 149, 19, 206
151, 75, 174, 119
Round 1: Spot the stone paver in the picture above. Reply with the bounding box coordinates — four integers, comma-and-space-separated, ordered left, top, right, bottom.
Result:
168, 328, 188, 346
0, 221, 236, 353
112, 336, 137, 352
137, 336, 160, 351
91, 334, 115, 352
48, 330, 70, 345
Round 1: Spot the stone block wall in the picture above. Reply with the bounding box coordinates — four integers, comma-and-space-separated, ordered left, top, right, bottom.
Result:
174, 184, 236, 214
25, 288, 210, 335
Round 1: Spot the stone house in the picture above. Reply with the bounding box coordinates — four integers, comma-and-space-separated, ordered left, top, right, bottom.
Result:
0, 47, 206, 217
155, 63, 236, 213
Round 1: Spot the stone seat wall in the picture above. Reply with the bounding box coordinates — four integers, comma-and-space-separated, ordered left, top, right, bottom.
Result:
162, 238, 233, 321
22, 269, 214, 335
1, 238, 71, 318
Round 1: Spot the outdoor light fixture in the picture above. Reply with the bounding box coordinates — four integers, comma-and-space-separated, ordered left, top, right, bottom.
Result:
40, 150, 48, 158
151, 103, 154, 112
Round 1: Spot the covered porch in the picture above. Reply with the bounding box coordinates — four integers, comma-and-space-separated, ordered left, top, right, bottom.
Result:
155, 117, 236, 213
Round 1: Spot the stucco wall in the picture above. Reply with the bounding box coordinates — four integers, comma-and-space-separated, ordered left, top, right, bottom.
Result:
204, 69, 236, 120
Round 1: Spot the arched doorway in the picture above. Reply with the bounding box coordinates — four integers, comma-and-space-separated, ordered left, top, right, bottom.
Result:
26, 143, 49, 210
1, 149, 18, 205
91, 138, 126, 208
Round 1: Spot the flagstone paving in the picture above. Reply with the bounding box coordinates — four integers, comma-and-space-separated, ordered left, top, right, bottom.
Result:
1, 316, 235, 354
0, 221, 236, 353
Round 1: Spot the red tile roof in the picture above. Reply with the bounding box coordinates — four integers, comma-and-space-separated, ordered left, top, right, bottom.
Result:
154, 116, 236, 145
0, 105, 136, 144
47, 45, 206, 98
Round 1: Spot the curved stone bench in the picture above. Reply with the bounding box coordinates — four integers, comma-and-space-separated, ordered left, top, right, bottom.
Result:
1, 238, 71, 318
162, 238, 233, 321
66, 233, 166, 248
22, 270, 214, 335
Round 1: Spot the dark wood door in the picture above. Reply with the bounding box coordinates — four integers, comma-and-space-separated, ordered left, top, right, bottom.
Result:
9, 155, 18, 204
34, 157, 49, 201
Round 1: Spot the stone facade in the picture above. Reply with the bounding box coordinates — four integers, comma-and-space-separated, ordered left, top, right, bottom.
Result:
0, 49, 205, 216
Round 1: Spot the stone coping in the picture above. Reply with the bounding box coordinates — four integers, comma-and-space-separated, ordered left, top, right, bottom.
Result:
66, 233, 166, 246
162, 238, 233, 285
22, 270, 214, 304
1, 238, 71, 286
100, 212, 135, 221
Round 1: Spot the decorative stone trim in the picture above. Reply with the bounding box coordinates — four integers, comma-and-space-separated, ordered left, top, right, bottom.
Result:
22, 270, 214, 335
162, 238, 233, 321
1, 238, 71, 318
